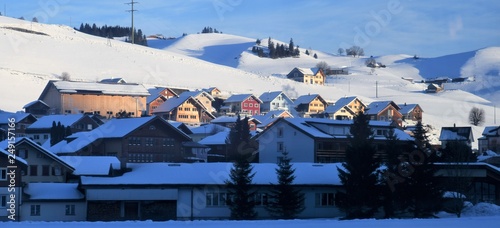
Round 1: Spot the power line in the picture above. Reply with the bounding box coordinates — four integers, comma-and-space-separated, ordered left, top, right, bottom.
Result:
125, 1, 138, 44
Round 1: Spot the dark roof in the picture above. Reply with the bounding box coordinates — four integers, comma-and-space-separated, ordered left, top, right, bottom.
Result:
293, 94, 326, 107
224, 94, 262, 104
439, 126, 474, 142
365, 101, 400, 115
398, 103, 422, 114
23, 100, 50, 109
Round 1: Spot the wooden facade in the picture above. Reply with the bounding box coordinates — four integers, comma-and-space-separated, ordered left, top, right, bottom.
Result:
287, 67, 326, 85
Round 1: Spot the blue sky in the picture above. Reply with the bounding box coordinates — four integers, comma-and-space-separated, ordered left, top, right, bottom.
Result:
3, 0, 499, 57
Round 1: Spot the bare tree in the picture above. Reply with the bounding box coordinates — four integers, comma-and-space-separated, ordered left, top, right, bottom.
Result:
468, 107, 485, 126
60, 72, 71, 81
338, 48, 345, 56
346, 46, 364, 57
315, 61, 330, 72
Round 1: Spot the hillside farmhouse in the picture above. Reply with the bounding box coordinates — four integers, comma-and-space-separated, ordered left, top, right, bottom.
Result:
286, 67, 326, 85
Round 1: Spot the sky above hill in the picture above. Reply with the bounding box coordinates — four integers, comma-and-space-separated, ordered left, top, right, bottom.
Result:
2, 0, 499, 57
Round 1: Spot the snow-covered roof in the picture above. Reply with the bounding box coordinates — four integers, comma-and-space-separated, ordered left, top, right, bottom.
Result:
365, 101, 400, 115
179, 90, 215, 101
146, 87, 168, 104
439, 127, 473, 141
27, 114, 85, 129
59, 156, 120, 176
253, 110, 292, 127
0, 111, 36, 124
202, 87, 219, 93
0, 147, 27, 165
100, 78, 126, 84
0, 137, 74, 170
293, 94, 325, 106
25, 183, 84, 200
482, 126, 500, 137
224, 94, 262, 104
211, 115, 261, 124
325, 97, 359, 114
81, 162, 342, 186
46, 80, 150, 96
198, 131, 229, 145
190, 124, 229, 134
398, 103, 421, 115
48, 116, 191, 154
296, 67, 320, 75
259, 91, 285, 103
152, 95, 192, 113
23, 100, 49, 109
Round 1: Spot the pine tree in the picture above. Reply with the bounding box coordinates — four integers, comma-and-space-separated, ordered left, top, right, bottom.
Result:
313, 53, 318, 59
225, 115, 257, 220
266, 150, 305, 219
407, 121, 444, 218
337, 111, 380, 219
288, 38, 294, 57
50, 121, 57, 146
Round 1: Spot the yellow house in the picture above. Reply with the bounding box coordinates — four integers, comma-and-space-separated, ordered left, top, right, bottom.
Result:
324, 96, 366, 120
293, 94, 328, 117
286, 67, 326, 85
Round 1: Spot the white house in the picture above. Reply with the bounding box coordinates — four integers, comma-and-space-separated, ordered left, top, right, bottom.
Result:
259, 91, 294, 114
80, 162, 344, 221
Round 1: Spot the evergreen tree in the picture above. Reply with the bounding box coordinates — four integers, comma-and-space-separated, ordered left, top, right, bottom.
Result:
288, 38, 294, 57
337, 111, 380, 219
225, 115, 257, 220
266, 150, 305, 219
65, 126, 72, 138
50, 121, 57, 146
305, 50, 309, 55
313, 53, 318, 59
407, 121, 444, 218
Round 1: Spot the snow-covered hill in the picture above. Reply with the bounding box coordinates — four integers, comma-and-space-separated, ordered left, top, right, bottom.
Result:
1, 16, 499, 149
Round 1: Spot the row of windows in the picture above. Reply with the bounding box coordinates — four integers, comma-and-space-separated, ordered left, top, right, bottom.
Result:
25, 165, 63, 176
128, 153, 154, 163
25, 204, 75, 216
309, 103, 324, 107
31, 135, 49, 140
128, 137, 176, 147
178, 115, 198, 119
178, 107, 198, 112
205, 192, 335, 207
243, 103, 259, 108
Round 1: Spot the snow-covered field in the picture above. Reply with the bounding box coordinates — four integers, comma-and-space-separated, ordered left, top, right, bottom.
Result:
2, 203, 500, 227
1, 15, 500, 148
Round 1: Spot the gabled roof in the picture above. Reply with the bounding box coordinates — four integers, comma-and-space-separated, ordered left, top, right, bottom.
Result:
0, 137, 74, 171
253, 110, 293, 127
259, 91, 291, 103
293, 94, 326, 107
428, 83, 442, 89
26, 114, 87, 129
211, 115, 262, 125
39, 80, 150, 98
324, 96, 363, 114
398, 103, 423, 115
24, 183, 84, 200
23, 100, 50, 109
48, 116, 191, 154
295, 67, 322, 76
152, 96, 215, 119
146, 87, 178, 104
198, 131, 229, 145
100, 78, 127, 84
167, 120, 194, 135
0, 111, 37, 124
0, 147, 27, 165
59, 156, 120, 176
224, 94, 262, 104
81, 162, 343, 186
482, 126, 500, 137
256, 117, 413, 141
365, 101, 401, 115
202, 87, 220, 93
179, 90, 215, 101
439, 126, 474, 142
324, 104, 356, 115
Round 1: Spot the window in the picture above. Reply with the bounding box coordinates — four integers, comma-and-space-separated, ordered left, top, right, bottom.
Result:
277, 127, 283, 137
249, 103, 253, 107
42, 165, 50, 176
277, 142, 284, 152
315, 193, 335, 207
87, 124, 93, 130
0, 168, 6, 181
1, 195, 6, 208
163, 138, 175, 147
206, 193, 228, 207
31, 205, 41, 216
18, 149, 28, 159
65, 205, 75, 216
52, 166, 62, 176
254, 193, 268, 206
244, 103, 248, 107
30, 165, 38, 176
43, 134, 49, 139
65, 110, 71, 114
34, 135, 40, 139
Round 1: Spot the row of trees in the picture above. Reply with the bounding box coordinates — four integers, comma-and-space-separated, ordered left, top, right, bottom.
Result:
252, 37, 300, 59
76, 23, 148, 46
50, 121, 72, 146
201, 26, 222, 34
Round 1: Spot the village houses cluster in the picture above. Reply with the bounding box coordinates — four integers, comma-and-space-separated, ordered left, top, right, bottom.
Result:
1, 71, 499, 222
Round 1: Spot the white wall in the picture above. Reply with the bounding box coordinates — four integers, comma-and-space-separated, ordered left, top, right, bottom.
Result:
259, 121, 315, 163
0, 187, 21, 221
20, 201, 86, 221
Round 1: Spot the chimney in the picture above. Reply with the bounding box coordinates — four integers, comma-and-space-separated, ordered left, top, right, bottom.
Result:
453, 123, 456, 128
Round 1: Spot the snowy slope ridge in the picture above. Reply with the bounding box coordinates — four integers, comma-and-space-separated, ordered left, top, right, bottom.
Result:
1, 16, 499, 149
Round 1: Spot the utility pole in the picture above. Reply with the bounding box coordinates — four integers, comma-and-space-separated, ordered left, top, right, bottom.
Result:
495, 105, 497, 125
125, 0, 138, 44
375, 81, 378, 98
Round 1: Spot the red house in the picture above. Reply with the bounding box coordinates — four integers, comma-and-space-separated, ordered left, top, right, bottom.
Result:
220, 94, 262, 116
